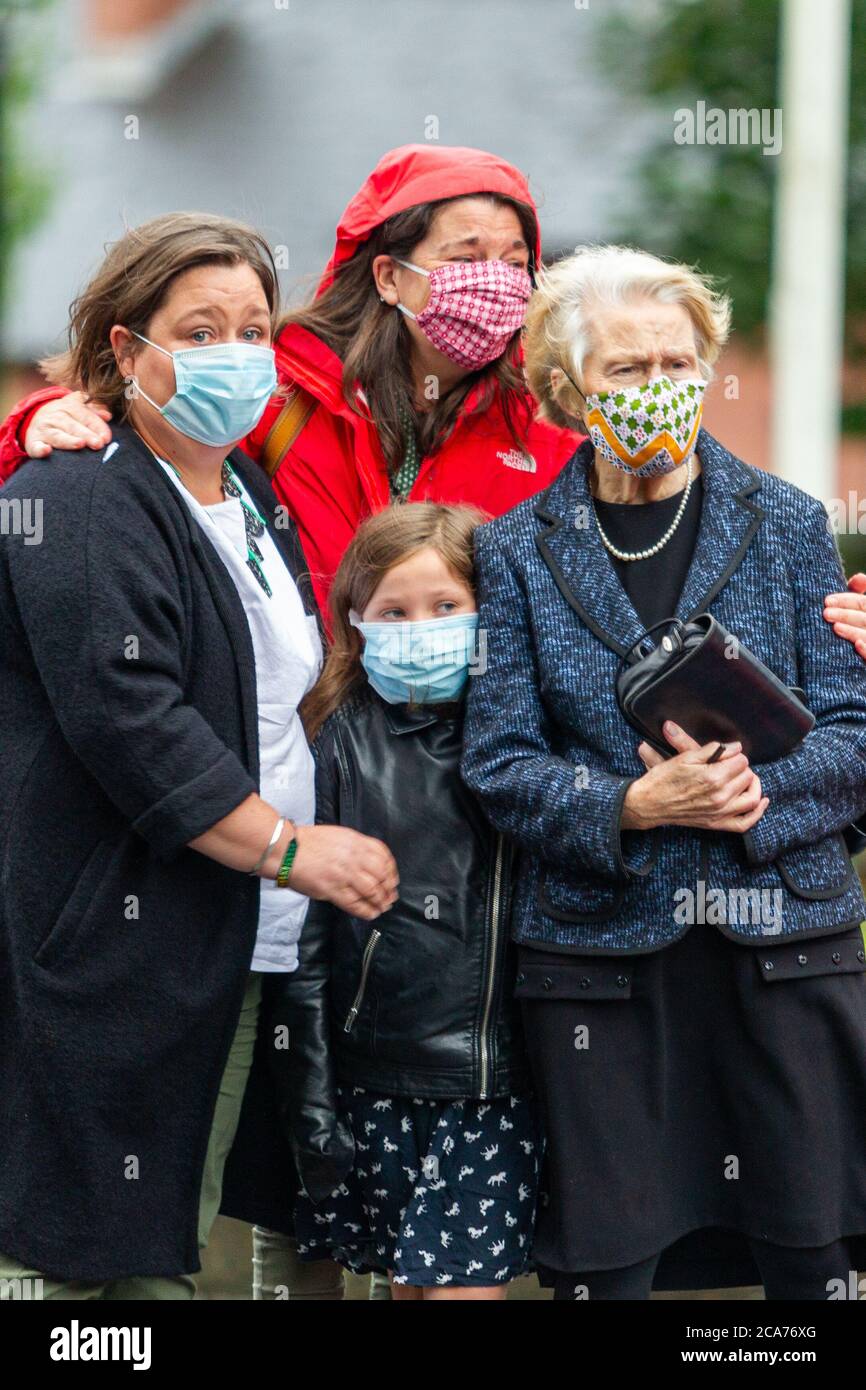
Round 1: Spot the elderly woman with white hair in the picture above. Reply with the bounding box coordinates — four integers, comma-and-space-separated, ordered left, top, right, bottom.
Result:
461, 245, 866, 1300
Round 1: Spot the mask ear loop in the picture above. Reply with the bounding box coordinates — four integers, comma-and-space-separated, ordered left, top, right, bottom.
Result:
128, 329, 175, 413
562, 366, 585, 400
394, 258, 430, 278
132, 330, 172, 357
390, 259, 431, 322
557, 365, 590, 424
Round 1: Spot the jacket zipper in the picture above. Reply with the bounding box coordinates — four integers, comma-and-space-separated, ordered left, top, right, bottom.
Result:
343, 928, 381, 1033
478, 834, 505, 1098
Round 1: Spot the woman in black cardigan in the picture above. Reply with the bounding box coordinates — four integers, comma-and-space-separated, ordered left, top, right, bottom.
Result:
0, 213, 397, 1298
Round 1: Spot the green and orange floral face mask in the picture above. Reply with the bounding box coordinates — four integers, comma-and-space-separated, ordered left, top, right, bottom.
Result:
582, 376, 707, 477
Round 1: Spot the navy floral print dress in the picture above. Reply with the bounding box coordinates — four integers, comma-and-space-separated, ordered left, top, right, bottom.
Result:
295, 1086, 543, 1287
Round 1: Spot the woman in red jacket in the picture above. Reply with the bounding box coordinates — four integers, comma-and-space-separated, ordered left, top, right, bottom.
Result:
0, 144, 578, 617
5, 142, 864, 651
0, 144, 581, 1302
3, 145, 865, 1301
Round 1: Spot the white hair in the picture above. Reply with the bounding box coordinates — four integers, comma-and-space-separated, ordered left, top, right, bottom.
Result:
523, 244, 731, 428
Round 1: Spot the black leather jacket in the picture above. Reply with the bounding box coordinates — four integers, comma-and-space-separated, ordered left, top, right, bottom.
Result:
265, 687, 530, 1202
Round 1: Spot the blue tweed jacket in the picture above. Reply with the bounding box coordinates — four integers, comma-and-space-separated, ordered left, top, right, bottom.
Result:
461, 430, 866, 953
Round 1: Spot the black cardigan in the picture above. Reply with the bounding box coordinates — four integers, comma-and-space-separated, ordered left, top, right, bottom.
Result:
0, 423, 315, 1279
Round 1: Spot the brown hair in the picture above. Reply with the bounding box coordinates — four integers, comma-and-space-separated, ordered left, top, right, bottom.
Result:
41, 212, 280, 418
300, 501, 488, 741
282, 194, 538, 471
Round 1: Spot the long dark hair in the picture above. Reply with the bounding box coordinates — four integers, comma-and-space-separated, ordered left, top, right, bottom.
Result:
281, 194, 538, 470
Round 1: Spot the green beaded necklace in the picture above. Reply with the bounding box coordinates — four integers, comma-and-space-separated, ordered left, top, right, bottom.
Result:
390, 402, 422, 501
163, 456, 272, 597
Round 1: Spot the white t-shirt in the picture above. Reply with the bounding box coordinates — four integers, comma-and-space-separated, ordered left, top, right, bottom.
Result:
158, 459, 321, 972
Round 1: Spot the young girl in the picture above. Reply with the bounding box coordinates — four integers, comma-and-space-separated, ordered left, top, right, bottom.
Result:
267, 502, 543, 1300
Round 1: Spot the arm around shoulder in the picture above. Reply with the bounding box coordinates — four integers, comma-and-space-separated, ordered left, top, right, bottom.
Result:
0, 387, 69, 481
744, 498, 866, 864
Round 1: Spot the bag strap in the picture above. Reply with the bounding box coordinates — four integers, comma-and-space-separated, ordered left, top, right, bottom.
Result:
618, 617, 688, 674
260, 386, 318, 480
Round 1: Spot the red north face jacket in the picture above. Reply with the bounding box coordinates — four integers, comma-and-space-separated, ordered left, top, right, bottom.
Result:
0, 144, 580, 613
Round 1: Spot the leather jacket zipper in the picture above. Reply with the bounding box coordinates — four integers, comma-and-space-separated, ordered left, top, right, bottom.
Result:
478, 834, 505, 1098
343, 928, 382, 1033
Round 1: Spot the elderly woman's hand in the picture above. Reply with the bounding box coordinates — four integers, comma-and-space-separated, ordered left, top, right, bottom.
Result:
621, 722, 768, 834
823, 574, 866, 661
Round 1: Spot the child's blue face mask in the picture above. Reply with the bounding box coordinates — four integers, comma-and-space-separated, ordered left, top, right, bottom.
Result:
132, 332, 277, 447
350, 611, 481, 705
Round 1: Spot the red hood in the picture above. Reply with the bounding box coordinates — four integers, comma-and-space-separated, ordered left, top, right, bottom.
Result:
317, 143, 541, 295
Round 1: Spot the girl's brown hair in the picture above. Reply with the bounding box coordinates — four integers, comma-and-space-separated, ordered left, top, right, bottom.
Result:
282, 193, 538, 471
41, 212, 280, 417
301, 501, 488, 741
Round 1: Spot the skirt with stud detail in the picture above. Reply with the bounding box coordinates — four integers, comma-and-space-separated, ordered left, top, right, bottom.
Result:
516, 920, 866, 1289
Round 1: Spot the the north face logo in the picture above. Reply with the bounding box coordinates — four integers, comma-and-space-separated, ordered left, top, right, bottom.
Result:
497, 449, 536, 473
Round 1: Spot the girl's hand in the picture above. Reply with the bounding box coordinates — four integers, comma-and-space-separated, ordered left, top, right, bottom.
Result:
290, 824, 400, 920
24, 392, 113, 457
823, 573, 866, 661
622, 722, 767, 834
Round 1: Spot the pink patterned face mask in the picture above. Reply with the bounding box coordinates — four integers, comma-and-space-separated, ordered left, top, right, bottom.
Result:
394, 258, 532, 369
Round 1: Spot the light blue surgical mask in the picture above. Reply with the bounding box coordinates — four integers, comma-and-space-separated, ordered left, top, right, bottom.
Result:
131, 332, 277, 446
349, 611, 481, 706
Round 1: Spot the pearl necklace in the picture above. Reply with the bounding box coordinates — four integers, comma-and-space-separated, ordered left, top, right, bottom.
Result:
592, 458, 694, 562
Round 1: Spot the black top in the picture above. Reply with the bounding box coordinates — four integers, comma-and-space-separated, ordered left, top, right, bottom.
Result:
0, 423, 316, 1279
593, 473, 703, 629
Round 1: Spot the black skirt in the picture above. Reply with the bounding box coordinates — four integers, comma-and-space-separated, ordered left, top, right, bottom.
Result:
516, 921, 866, 1289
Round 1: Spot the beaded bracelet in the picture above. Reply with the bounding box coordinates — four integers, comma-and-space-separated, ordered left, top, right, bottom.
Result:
275, 836, 299, 888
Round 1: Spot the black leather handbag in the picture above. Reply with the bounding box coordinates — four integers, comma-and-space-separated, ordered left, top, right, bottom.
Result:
615, 613, 815, 763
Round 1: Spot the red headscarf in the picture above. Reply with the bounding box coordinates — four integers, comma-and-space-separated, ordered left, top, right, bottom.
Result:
317, 143, 541, 295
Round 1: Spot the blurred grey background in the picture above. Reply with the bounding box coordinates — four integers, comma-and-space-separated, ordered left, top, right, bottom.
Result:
1, 0, 862, 1300
3, 0, 651, 362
